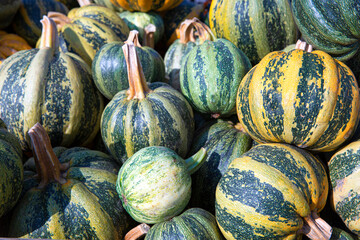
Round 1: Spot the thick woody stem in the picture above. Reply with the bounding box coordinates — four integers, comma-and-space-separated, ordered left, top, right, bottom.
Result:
125, 30, 142, 47
295, 39, 313, 52
191, 17, 216, 44
143, 24, 156, 48
47, 12, 71, 31
123, 42, 152, 100
124, 223, 150, 240
178, 18, 197, 44
28, 123, 68, 189
77, 0, 93, 7
39, 15, 60, 51
299, 211, 332, 240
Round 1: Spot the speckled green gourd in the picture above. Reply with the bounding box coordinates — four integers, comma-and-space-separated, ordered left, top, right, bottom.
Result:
9, 123, 130, 239
0, 119, 23, 218
145, 208, 224, 240
0, 16, 103, 152
92, 30, 165, 99
331, 228, 356, 240
101, 42, 194, 163
116, 146, 206, 224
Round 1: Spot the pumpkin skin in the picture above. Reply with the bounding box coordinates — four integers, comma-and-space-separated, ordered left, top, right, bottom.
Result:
0, 31, 32, 64
93, 0, 124, 11
236, 47, 360, 152
329, 140, 360, 236
0, 119, 23, 218
110, 0, 183, 12
0, 0, 21, 29
209, 0, 297, 65
215, 143, 329, 239
0, 17, 104, 152
12, 0, 69, 46
145, 208, 225, 240
331, 228, 356, 240
189, 120, 252, 214
180, 38, 252, 117
291, 0, 360, 61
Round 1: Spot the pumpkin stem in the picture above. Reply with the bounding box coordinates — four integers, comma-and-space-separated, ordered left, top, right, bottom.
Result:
179, 19, 197, 44
77, 0, 93, 7
125, 30, 142, 47
124, 223, 150, 240
39, 15, 60, 52
300, 211, 332, 240
143, 24, 156, 48
191, 17, 216, 44
47, 11, 71, 31
295, 40, 313, 52
123, 42, 152, 100
185, 148, 207, 175
234, 122, 247, 134
28, 123, 68, 189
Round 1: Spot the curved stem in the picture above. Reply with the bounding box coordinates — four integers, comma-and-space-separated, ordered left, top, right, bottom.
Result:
299, 211, 332, 240
125, 30, 142, 47
185, 148, 207, 175
295, 39, 313, 52
39, 16, 60, 52
179, 19, 197, 44
234, 122, 247, 134
143, 24, 156, 48
77, 0, 93, 7
28, 123, 68, 189
125, 223, 150, 240
47, 11, 71, 31
123, 42, 152, 100
191, 17, 216, 44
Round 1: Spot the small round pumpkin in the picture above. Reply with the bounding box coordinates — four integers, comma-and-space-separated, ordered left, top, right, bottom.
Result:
236, 40, 360, 152
0, 31, 32, 64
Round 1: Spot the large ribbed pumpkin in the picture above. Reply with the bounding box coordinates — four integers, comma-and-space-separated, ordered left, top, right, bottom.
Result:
180, 19, 252, 118
110, 0, 182, 12
92, 30, 165, 99
101, 41, 194, 163
8, 123, 131, 239
209, 0, 297, 65
216, 143, 331, 239
292, 0, 360, 62
0, 119, 23, 218
329, 140, 360, 236
236, 40, 360, 152
0, 16, 103, 152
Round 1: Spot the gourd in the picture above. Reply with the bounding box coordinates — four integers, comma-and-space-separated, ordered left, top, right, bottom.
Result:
216, 143, 331, 239
236, 40, 360, 152
0, 119, 23, 218
48, 0, 129, 65
0, 31, 32, 64
93, 0, 124, 12
92, 30, 165, 99
8, 123, 131, 239
0, 16, 103, 152
209, 0, 297, 65
180, 19, 252, 118
116, 146, 206, 224
101, 41, 194, 163
0, 0, 21, 29
329, 140, 360, 236
109, 0, 183, 12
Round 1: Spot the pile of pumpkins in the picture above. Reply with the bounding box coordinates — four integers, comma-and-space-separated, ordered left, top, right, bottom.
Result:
0, 0, 360, 239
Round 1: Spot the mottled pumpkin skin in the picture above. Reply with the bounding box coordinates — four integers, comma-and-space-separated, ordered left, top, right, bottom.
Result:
209, 0, 297, 65
9, 147, 130, 239
92, 41, 166, 99
110, 0, 183, 12
0, 49, 104, 152
0, 120, 23, 218
292, 0, 360, 61
180, 39, 252, 117
331, 228, 356, 240
216, 143, 329, 239
0, 31, 32, 64
145, 208, 225, 240
236, 49, 360, 152
0, 0, 21, 29
101, 82, 194, 163
189, 120, 252, 213
12, 0, 69, 46
329, 141, 360, 236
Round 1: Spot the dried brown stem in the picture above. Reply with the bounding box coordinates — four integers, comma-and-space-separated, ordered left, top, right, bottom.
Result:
143, 24, 156, 48
39, 15, 60, 51
299, 211, 332, 240
125, 30, 142, 47
124, 223, 150, 240
295, 39, 313, 52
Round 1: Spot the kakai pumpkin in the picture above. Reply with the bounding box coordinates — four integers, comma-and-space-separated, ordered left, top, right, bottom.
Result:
0, 119, 23, 218
110, 0, 183, 12
0, 31, 32, 64
101, 41, 194, 163
216, 143, 331, 239
236, 40, 360, 152
8, 123, 131, 239
92, 30, 165, 99
0, 16, 103, 152
329, 140, 360, 236
116, 146, 206, 224
180, 19, 252, 118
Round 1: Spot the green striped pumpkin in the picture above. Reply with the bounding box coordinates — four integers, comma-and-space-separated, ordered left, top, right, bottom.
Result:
12, 0, 69, 46
329, 140, 360, 236
0, 119, 23, 218
145, 208, 224, 239
216, 143, 330, 239
331, 228, 356, 240
0, 16, 103, 152
189, 119, 252, 213
48, 3, 129, 65
101, 42, 194, 163
180, 20, 252, 118
209, 0, 297, 65
236, 41, 360, 152
116, 146, 206, 224
0, 0, 21, 29
92, 30, 165, 100
291, 0, 360, 62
